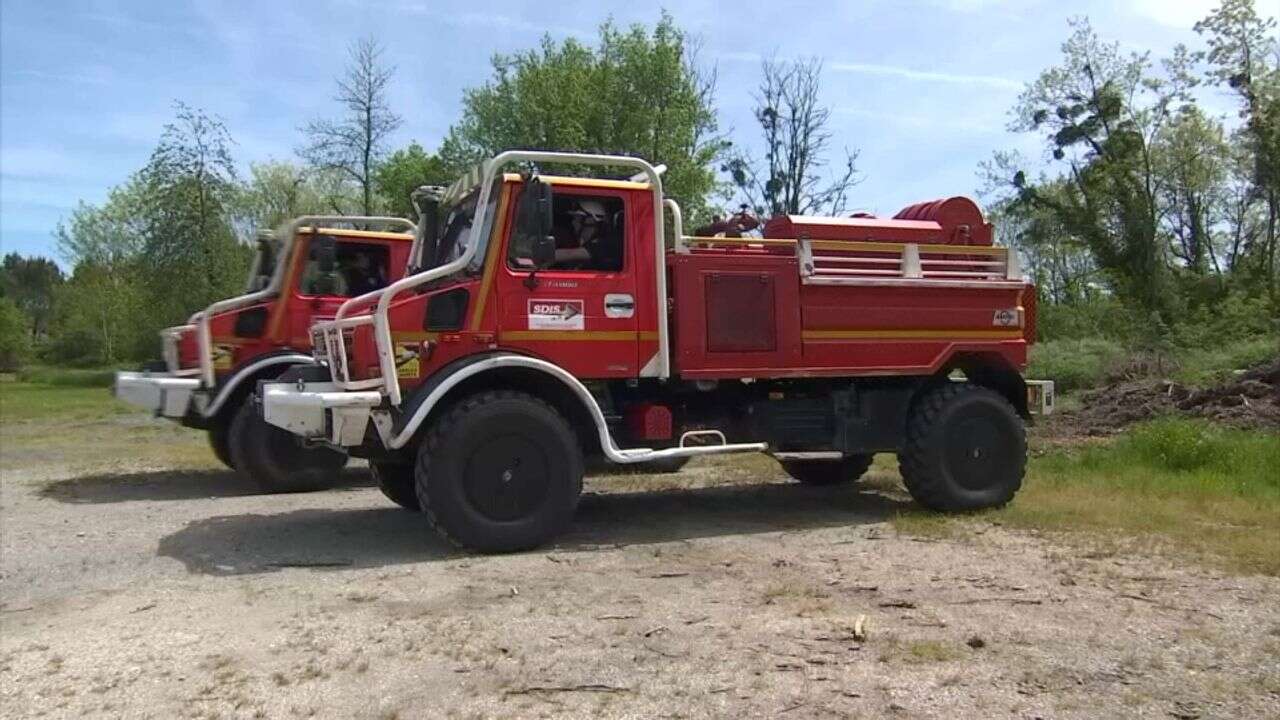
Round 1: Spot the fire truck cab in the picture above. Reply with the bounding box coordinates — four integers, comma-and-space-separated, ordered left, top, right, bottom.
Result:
260, 152, 1053, 552
113, 216, 416, 492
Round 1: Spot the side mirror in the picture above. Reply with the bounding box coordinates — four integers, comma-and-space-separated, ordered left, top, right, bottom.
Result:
514, 177, 555, 269
531, 233, 556, 267
312, 235, 338, 273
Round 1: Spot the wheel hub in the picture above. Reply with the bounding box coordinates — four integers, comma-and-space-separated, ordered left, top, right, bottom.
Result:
944, 413, 1011, 491
463, 434, 550, 522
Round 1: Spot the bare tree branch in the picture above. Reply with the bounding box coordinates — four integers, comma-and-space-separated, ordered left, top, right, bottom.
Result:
298, 37, 402, 216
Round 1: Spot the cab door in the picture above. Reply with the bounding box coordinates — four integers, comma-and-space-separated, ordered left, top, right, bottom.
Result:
495, 183, 640, 379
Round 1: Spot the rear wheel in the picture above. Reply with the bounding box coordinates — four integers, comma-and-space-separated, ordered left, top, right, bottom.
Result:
227, 398, 348, 493
416, 391, 583, 553
780, 454, 873, 486
372, 462, 419, 511
207, 416, 235, 470
897, 383, 1025, 511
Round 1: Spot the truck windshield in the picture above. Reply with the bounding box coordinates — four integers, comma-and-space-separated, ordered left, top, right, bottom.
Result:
246, 235, 283, 292
418, 182, 499, 275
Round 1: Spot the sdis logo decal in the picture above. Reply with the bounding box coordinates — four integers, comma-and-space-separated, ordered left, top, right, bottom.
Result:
527, 299, 584, 330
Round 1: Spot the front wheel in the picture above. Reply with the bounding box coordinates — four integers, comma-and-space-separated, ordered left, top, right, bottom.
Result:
416, 391, 583, 553
897, 383, 1025, 511
227, 399, 348, 493
207, 416, 235, 470
780, 454, 873, 486
372, 462, 419, 511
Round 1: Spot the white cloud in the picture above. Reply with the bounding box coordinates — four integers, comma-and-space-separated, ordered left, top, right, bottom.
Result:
828, 61, 1022, 90
719, 51, 1022, 90
1124, 0, 1222, 29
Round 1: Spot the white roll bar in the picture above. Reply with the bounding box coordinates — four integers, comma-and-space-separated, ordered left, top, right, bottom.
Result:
187, 215, 416, 387
320, 151, 670, 406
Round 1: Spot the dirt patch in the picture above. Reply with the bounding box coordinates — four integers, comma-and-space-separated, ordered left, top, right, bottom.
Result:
1048, 358, 1280, 437
4, 391, 1280, 718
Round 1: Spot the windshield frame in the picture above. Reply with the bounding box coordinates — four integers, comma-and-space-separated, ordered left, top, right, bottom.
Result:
243, 231, 286, 294
411, 180, 501, 276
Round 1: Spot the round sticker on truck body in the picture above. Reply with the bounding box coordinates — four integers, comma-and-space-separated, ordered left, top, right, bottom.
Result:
528, 299, 584, 330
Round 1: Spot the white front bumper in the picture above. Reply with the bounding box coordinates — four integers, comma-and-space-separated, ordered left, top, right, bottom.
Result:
261, 381, 383, 447
114, 371, 201, 418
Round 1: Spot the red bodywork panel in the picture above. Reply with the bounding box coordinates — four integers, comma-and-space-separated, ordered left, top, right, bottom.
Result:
175, 230, 413, 379
668, 251, 1027, 379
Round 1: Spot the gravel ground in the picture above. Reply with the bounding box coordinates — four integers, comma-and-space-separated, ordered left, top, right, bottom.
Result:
2, 415, 1279, 719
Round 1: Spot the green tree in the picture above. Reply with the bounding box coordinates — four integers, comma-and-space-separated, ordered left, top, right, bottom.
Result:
299, 37, 403, 216
1196, 0, 1280, 300
723, 56, 860, 217
54, 184, 151, 363
232, 161, 357, 239
0, 253, 63, 338
136, 102, 249, 331
1153, 106, 1230, 275
373, 142, 450, 220
1001, 19, 1194, 322
440, 13, 724, 218
0, 297, 33, 371
52, 103, 250, 364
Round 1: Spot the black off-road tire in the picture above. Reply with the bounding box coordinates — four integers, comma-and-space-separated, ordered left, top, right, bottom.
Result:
207, 416, 235, 470
372, 462, 420, 511
781, 454, 874, 486
415, 391, 583, 553
227, 398, 348, 494
897, 383, 1026, 511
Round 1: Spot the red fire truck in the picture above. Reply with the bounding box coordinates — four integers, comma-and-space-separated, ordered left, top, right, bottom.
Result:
259, 152, 1053, 552
113, 216, 417, 492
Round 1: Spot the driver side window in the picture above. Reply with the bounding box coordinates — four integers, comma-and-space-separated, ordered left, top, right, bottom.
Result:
508, 192, 625, 273
298, 240, 391, 298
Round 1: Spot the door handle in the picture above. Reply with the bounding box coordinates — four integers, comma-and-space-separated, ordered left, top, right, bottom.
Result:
604, 293, 636, 318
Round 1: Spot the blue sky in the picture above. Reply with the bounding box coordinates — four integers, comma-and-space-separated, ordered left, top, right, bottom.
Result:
1, 0, 1264, 264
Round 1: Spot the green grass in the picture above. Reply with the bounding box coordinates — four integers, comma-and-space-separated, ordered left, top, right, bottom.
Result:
898, 418, 1280, 575
0, 381, 131, 423
1, 376, 215, 476
15, 365, 119, 387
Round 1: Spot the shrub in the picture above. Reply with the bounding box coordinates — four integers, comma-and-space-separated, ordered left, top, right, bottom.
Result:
1172, 336, 1279, 386
1028, 337, 1126, 391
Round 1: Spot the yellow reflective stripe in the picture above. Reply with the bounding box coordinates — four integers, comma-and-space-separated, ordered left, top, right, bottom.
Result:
500, 173, 651, 191
391, 331, 440, 342
803, 329, 1024, 340
500, 330, 657, 342
295, 228, 414, 242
